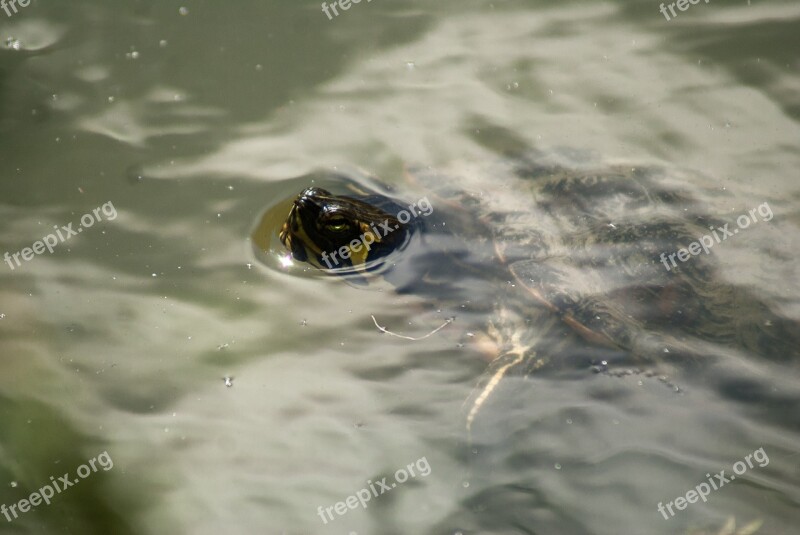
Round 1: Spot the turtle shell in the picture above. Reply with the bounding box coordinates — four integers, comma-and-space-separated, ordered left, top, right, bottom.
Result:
403, 153, 799, 368
276, 154, 799, 432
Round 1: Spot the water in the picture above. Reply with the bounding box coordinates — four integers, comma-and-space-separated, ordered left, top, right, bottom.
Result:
1, 1, 798, 534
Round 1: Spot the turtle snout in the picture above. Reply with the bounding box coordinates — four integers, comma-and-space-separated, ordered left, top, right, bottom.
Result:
296, 187, 332, 208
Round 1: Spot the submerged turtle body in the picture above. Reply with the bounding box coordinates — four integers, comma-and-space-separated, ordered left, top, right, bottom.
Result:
278, 153, 798, 431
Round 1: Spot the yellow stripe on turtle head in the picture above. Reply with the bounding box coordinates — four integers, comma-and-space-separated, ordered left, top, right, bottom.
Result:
348, 244, 370, 268
287, 217, 328, 268
359, 223, 383, 243
348, 224, 383, 269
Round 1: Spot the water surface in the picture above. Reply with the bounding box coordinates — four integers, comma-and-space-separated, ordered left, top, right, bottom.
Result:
0, 1, 799, 534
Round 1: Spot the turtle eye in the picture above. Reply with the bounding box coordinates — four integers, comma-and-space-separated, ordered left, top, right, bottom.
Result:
325, 218, 350, 232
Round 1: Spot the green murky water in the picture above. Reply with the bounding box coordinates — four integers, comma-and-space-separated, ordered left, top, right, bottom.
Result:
1, 1, 799, 534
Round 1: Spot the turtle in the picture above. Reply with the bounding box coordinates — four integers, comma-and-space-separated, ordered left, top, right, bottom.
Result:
276, 150, 799, 436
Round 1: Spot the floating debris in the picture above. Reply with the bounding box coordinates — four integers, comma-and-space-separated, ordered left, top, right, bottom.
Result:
370, 315, 453, 341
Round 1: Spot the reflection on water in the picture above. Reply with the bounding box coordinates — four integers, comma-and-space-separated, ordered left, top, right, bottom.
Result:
0, 1, 798, 534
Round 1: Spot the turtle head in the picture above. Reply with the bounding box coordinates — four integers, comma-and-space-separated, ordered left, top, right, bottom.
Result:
279, 187, 406, 271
